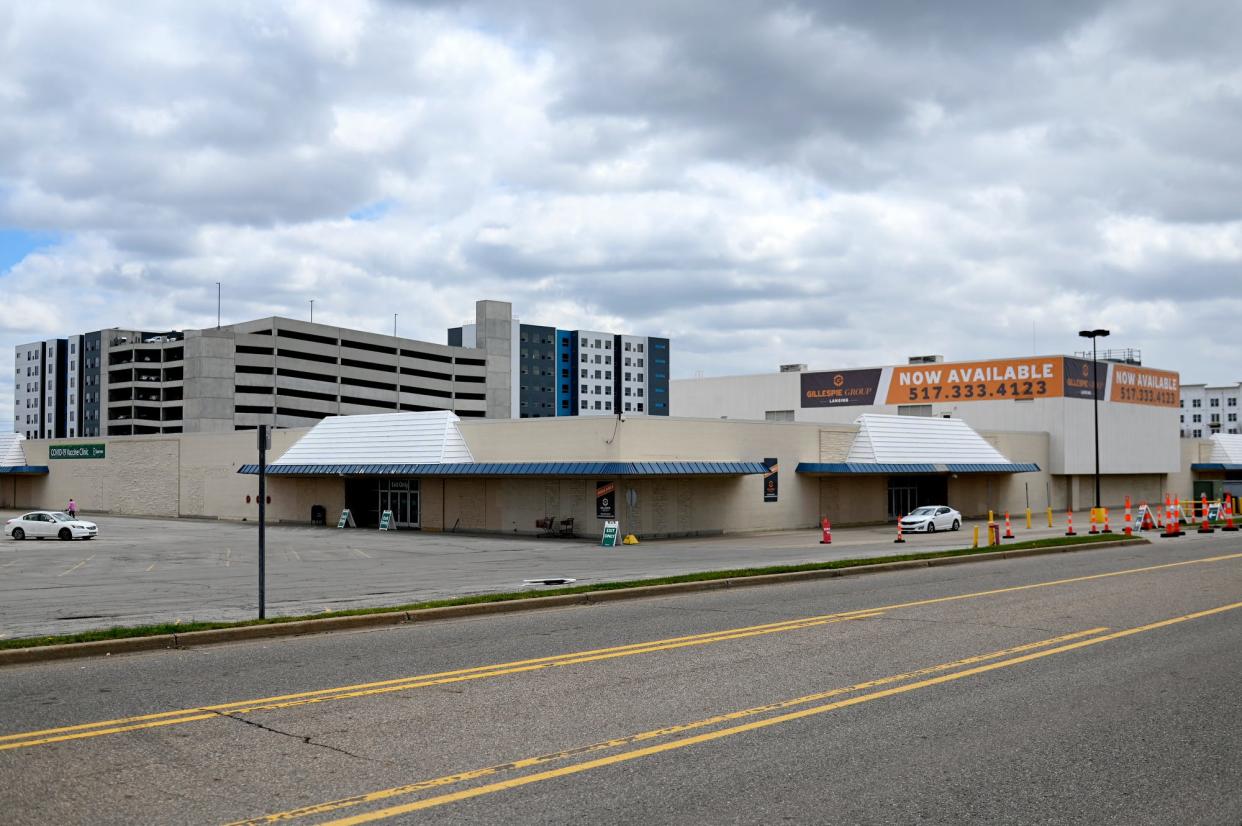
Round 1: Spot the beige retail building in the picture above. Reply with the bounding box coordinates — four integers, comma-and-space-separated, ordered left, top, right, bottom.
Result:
5, 402, 1229, 537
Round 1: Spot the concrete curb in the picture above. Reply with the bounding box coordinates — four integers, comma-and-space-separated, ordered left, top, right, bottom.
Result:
0, 538, 1150, 667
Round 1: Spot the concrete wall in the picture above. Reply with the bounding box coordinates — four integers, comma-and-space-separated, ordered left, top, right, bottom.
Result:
11, 428, 338, 523
182, 329, 237, 433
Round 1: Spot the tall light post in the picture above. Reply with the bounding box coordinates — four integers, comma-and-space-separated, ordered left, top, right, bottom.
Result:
1078, 328, 1110, 509
216, 282, 221, 328
309, 299, 314, 323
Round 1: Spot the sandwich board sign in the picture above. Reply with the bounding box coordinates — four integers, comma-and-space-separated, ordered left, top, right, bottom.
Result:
600, 520, 620, 547
379, 510, 395, 531
337, 509, 357, 529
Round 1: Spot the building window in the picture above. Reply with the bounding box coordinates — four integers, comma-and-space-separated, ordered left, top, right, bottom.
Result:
1230, 413, 1238, 422
624, 342, 631, 351
1192, 414, 1201, 423
605, 371, 611, 380
1211, 413, 1220, 423
580, 369, 587, 378
594, 401, 601, 410
1210, 398, 1220, 407
1229, 398, 1238, 407
1192, 399, 1201, 407
1193, 429, 1202, 437
624, 387, 631, 396
637, 388, 644, 397
1180, 415, 1185, 423
624, 402, 631, 411
636, 344, 643, 352
581, 400, 588, 409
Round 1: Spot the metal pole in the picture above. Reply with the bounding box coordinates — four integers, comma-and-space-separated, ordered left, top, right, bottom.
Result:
216, 282, 221, 328
258, 424, 267, 619
310, 299, 314, 324
394, 314, 400, 411
1092, 338, 1101, 509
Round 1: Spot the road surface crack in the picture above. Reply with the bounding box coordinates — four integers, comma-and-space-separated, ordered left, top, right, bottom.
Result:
210, 711, 375, 762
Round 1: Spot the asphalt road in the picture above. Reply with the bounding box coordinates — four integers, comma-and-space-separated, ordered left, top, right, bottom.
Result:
0, 510, 1086, 638
2, 537, 1240, 824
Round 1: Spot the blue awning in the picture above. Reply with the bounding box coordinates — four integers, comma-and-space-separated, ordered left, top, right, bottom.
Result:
796, 462, 1039, 475
0, 466, 49, 475
1191, 463, 1242, 471
237, 461, 769, 477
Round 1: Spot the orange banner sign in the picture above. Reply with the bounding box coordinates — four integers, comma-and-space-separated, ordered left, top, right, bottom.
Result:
886, 357, 1064, 404
1110, 365, 1179, 407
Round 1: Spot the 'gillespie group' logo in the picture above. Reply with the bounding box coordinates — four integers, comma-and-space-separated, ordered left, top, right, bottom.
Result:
833, 374, 845, 387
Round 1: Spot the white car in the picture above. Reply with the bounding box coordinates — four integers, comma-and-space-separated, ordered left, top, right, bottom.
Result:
900, 506, 961, 533
5, 512, 99, 541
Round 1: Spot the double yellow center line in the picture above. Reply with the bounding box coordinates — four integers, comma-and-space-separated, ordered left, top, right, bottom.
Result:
241, 600, 1242, 825
2, 551, 1240, 755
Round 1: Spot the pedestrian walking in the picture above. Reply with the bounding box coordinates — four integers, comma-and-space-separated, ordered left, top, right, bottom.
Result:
67, 498, 77, 519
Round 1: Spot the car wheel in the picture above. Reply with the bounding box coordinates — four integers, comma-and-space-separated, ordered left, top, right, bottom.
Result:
11, 528, 23, 540
952, 519, 960, 531
59, 528, 72, 541
927, 522, 935, 533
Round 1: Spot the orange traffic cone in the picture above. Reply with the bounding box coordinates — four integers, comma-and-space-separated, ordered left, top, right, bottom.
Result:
1102, 508, 1113, 534
820, 517, 832, 544
1199, 493, 1214, 534
1065, 509, 1076, 536
894, 515, 905, 544
1003, 512, 1014, 539
1224, 496, 1238, 532
1124, 496, 1133, 537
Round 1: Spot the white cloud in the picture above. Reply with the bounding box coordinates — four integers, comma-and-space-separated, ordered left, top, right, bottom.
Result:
2, 0, 1242, 432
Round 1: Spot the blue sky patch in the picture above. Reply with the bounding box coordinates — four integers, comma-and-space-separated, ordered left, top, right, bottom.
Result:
348, 200, 396, 222
0, 229, 59, 275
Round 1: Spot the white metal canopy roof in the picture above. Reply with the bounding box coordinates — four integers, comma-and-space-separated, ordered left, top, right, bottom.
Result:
270, 411, 474, 467
845, 414, 1013, 465
1207, 433, 1242, 465
0, 433, 27, 467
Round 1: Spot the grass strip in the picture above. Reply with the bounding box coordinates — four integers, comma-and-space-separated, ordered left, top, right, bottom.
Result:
0, 533, 1143, 651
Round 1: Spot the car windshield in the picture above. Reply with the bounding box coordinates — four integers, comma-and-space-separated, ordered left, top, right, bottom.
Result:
908, 507, 937, 516
49, 512, 74, 522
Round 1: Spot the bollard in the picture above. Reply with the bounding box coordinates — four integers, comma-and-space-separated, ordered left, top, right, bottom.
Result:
1046, 507, 1053, 528
972, 525, 979, 548
1025, 507, 1032, 530
1003, 512, 1015, 539
894, 515, 906, 544
820, 516, 832, 545
1065, 509, 1076, 536
988, 510, 994, 525
1124, 496, 1132, 537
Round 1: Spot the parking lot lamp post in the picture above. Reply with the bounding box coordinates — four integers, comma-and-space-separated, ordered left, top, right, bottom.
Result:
1078, 328, 1110, 509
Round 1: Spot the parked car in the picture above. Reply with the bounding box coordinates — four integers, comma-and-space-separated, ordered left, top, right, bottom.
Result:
5, 512, 99, 541
900, 506, 961, 533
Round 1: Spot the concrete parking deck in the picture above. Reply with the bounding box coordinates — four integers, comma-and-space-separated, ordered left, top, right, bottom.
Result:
0, 510, 1158, 638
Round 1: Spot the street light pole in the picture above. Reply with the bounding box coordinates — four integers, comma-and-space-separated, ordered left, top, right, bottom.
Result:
216, 282, 221, 328
1078, 328, 1110, 509
310, 299, 314, 324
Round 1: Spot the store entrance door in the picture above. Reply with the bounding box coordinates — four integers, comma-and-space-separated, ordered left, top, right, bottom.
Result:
377, 480, 420, 528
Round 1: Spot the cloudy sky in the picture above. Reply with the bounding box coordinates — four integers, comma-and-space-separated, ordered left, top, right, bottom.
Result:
3, 0, 1240, 429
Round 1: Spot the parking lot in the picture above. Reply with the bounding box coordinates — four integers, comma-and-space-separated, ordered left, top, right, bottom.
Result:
1, 509, 1126, 638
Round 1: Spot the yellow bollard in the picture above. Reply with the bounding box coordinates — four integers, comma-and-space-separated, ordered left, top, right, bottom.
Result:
1025, 508, 1032, 529
972, 525, 979, 548
1047, 507, 1054, 528
988, 510, 994, 525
